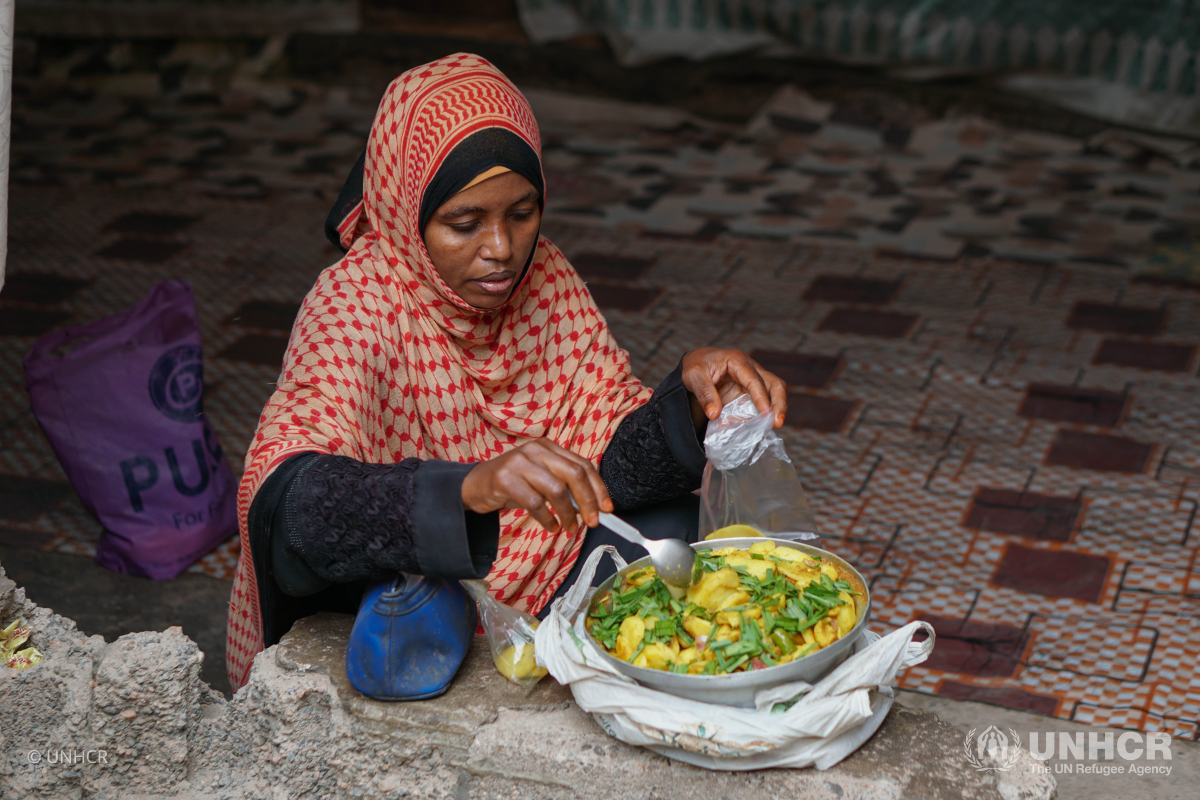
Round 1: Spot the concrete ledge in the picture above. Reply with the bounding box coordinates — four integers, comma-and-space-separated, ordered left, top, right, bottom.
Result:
271, 614, 1056, 800
0, 561, 1057, 799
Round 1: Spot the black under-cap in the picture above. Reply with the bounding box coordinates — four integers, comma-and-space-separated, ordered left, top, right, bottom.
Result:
322, 128, 544, 254
418, 127, 544, 238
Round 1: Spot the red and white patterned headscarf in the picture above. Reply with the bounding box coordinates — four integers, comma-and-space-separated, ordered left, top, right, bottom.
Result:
225, 54, 651, 690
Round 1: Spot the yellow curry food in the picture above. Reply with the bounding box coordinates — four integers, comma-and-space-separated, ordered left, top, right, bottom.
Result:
494, 640, 548, 682
586, 541, 862, 675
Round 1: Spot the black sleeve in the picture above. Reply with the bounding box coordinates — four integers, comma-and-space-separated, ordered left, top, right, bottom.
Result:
600, 359, 707, 512
261, 452, 500, 597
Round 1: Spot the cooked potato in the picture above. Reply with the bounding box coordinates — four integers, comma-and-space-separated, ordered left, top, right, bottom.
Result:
836, 591, 857, 635
717, 589, 752, 610
615, 615, 646, 661
748, 541, 776, 555
745, 560, 775, 581
715, 603, 761, 627
777, 648, 802, 665
626, 567, 657, 587
686, 567, 741, 610
721, 551, 751, 566
632, 643, 676, 670
714, 610, 739, 628
682, 615, 712, 640
813, 618, 837, 648
770, 546, 810, 563
777, 561, 820, 588
704, 524, 766, 540
494, 642, 549, 682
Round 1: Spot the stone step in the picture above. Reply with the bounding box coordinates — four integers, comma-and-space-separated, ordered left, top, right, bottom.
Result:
0, 562, 1057, 800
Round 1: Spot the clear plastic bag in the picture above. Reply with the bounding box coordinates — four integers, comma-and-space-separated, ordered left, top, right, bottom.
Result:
699, 394, 819, 541
461, 579, 548, 688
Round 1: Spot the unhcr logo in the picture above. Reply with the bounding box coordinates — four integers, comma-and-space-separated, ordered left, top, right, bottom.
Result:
964, 726, 1175, 777
1028, 731, 1173, 777
963, 726, 1023, 771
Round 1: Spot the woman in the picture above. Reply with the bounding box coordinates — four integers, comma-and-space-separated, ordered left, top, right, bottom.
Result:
225, 53, 788, 691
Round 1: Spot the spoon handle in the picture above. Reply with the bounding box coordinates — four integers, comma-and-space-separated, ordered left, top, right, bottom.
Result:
597, 511, 651, 548
568, 494, 651, 548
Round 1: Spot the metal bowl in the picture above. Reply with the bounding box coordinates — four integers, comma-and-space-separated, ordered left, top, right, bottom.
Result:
584, 537, 871, 708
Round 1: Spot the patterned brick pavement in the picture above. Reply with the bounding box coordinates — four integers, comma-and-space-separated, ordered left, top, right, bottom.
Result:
2, 42, 1199, 737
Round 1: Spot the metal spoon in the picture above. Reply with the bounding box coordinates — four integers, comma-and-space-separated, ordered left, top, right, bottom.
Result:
597, 511, 700, 589
569, 495, 699, 588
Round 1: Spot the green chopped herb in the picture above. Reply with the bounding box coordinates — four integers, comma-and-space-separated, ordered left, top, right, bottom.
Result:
784, 597, 809, 620
726, 654, 751, 672
724, 641, 758, 659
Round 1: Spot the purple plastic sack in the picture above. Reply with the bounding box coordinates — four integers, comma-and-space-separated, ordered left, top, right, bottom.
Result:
23, 280, 236, 579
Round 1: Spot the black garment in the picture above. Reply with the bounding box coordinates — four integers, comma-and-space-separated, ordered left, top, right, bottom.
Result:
598, 360, 704, 511
246, 453, 365, 651
249, 360, 705, 649
272, 456, 498, 587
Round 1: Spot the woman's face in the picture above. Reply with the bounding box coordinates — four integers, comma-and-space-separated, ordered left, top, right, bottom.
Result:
423, 171, 541, 310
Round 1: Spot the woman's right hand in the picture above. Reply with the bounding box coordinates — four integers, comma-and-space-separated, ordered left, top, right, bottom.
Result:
461, 439, 613, 533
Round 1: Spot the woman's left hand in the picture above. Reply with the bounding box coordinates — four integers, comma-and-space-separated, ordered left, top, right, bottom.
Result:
681, 348, 788, 430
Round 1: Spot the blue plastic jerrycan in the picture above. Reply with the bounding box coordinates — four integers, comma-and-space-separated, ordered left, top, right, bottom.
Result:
344, 573, 477, 701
